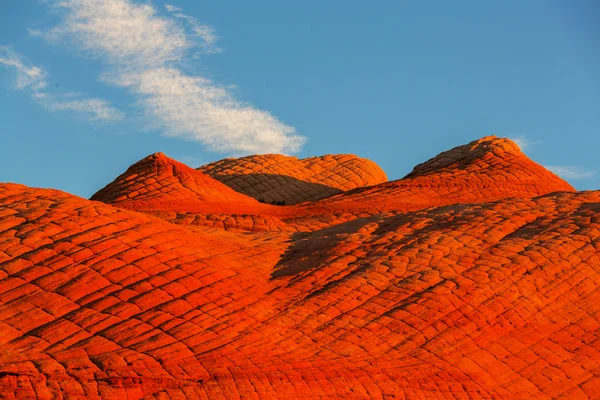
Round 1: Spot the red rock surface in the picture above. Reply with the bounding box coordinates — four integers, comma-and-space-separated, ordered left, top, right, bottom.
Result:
307, 136, 575, 213
1, 136, 597, 399
92, 137, 574, 233
91, 152, 264, 212
198, 154, 388, 205
90, 152, 290, 232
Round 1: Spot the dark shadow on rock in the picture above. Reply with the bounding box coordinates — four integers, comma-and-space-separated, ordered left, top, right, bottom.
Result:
271, 217, 375, 279
204, 173, 345, 205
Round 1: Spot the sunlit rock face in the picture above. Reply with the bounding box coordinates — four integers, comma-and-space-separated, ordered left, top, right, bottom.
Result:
2, 137, 598, 399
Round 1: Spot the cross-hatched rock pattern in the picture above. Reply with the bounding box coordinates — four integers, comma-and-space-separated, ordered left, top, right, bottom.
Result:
90, 153, 289, 232
92, 137, 575, 234
91, 152, 263, 212
305, 136, 575, 216
197, 154, 388, 205
1, 136, 598, 399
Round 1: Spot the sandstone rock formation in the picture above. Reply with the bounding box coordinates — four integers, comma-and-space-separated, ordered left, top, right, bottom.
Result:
198, 154, 388, 205
92, 137, 574, 233
1, 136, 597, 399
90, 152, 289, 232
91, 152, 263, 212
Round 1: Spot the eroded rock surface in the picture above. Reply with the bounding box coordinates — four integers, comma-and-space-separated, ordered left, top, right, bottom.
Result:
90, 152, 290, 232
92, 137, 575, 233
198, 154, 388, 205
1, 137, 597, 399
91, 152, 262, 211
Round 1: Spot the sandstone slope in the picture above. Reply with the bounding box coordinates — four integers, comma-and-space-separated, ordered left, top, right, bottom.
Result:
91, 152, 288, 232
0, 184, 599, 399
91, 137, 574, 233
281, 136, 575, 229
0, 136, 596, 399
91, 152, 262, 211
198, 154, 388, 205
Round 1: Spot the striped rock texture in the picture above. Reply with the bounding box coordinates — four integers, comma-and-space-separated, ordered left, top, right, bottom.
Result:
1, 136, 598, 399
197, 154, 388, 205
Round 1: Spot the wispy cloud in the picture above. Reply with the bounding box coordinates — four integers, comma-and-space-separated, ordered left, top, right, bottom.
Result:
34, 92, 124, 121
545, 165, 597, 180
164, 5, 219, 52
0, 46, 122, 121
510, 136, 541, 151
0, 46, 47, 90
27, 28, 43, 37
164, 4, 182, 13
43, 0, 304, 154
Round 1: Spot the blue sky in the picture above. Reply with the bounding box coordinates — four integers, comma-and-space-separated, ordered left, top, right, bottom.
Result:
1, 0, 598, 197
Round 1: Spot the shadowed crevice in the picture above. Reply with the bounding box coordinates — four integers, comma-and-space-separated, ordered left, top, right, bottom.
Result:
207, 173, 346, 205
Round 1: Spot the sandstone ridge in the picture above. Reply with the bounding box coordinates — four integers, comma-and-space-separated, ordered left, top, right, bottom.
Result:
405, 135, 524, 178
198, 153, 388, 205
91, 152, 259, 208
89, 137, 574, 233
0, 136, 596, 399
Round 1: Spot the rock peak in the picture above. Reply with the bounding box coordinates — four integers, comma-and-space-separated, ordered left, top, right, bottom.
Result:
470, 135, 522, 153
91, 152, 258, 208
405, 136, 530, 179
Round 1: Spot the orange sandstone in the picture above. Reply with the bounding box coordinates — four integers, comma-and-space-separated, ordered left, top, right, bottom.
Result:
0, 136, 597, 399
198, 153, 388, 205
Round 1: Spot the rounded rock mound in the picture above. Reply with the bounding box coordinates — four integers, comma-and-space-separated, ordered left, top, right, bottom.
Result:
405, 135, 571, 186
307, 136, 575, 221
198, 153, 388, 205
400, 135, 575, 197
91, 152, 261, 212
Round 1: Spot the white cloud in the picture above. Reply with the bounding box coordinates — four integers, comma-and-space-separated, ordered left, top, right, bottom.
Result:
35, 92, 124, 121
27, 28, 43, 37
0, 46, 122, 122
44, 0, 304, 154
164, 4, 182, 13
510, 136, 541, 151
107, 67, 301, 153
47, 0, 189, 69
168, 11, 219, 52
0, 46, 47, 90
544, 165, 596, 180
